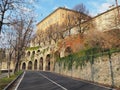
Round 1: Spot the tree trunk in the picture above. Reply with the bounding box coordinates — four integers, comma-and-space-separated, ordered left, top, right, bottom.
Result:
7, 61, 10, 78
13, 50, 21, 73
7, 54, 12, 78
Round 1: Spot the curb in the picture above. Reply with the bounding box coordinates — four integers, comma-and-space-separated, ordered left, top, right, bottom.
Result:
3, 71, 24, 90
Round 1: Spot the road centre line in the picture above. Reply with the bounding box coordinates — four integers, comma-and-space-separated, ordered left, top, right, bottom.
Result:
43, 72, 116, 90
15, 71, 26, 90
39, 73, 68, 90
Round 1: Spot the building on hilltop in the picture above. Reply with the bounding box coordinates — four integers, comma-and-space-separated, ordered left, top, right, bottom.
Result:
92, 6, 120, 32
20, 7, 90, 71
18, 6, 120, 72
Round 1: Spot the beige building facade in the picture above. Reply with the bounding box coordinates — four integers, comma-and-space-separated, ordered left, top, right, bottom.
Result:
1, 6, 119, 73
19, 6, 120, 71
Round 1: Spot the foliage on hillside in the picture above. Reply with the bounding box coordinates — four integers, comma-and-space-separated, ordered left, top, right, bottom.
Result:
56, 29, 120, 70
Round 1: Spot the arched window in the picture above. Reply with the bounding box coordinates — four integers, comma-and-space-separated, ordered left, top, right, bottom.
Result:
32, 51, 35, 56
22, 62, 26, 70
27, 51, 30, 56
39, 57, 43, 70
28, 61, 32, 70
46, 54, 50, 71
65, 47, 72, 56
37, 50, 40, 53
34, 59, 37, 70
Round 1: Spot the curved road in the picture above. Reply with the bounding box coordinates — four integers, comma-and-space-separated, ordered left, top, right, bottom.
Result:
17, 71, 112, 90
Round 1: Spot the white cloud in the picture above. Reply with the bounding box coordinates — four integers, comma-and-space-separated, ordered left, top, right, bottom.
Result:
98, 3, 111, 13
29, 0, 35, 3
90, 0, 120, 16
53, 6, 59, 10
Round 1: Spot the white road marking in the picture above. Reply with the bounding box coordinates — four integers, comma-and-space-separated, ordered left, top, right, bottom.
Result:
42, 72, 116, 90
39, 73, 68, 90
15, 71, 26, 90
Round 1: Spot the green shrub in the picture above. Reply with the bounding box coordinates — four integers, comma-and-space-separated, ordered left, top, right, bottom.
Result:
0, 71, 23, 90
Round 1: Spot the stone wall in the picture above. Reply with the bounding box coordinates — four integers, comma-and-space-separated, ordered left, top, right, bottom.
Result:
55, 52, 120, 88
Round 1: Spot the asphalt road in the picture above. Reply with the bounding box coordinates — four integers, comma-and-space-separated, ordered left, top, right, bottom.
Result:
17, 71, 112, 90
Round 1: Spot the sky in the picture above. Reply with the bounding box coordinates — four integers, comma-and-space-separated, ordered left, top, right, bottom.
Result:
34, 0, 120, 23
0, 0, 120, 48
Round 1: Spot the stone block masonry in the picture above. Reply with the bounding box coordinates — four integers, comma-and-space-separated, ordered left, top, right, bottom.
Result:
55, 52, 120, 88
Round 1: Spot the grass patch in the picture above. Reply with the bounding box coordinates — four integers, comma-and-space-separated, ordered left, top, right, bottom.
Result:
0, 71, 23, 90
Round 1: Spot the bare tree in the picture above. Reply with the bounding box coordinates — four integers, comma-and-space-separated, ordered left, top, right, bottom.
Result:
50, 24, 58, 43
10, 12, 35, 73
57, 24, 67, 39
73, 3, 91, 37
73, 3, 89, 15
36, 32, 41, 46
0, 48, 6, 70
0, 0, 37, 34
43, 23, 62, 45
6, 32, 16, 77
45, 25, 52, 44
36, 30, 46, 46
84, 30, 120, 50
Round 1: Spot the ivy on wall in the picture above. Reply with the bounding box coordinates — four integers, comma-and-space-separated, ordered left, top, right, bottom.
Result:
26, 46, 40, 51
31, 55, 34, 60
56, 48, 120, 70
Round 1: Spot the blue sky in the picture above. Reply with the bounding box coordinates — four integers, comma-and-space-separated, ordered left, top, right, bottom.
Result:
34, 0, 120, 23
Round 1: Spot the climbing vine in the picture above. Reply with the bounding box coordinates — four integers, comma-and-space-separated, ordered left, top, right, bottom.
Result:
26, 46, 40, 51
31, 55, 34, 60
56, 47, 120, 70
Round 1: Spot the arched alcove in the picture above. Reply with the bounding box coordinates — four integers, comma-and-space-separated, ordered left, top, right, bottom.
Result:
27, 51, 30, 56
34, 59, 37, 70
54, 51, 60, 59
65, 46, 72, 56
28, 61, 32, 70
32, 51, 35, 56
22, 62, 26, 70
46, 54, 50, 71
39, 57, 43, 70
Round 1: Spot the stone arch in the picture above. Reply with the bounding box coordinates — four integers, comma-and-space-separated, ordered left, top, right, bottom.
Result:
22, 52, 25, 57
64, 46, 72, 56
28, 61, 32, 70
34, 59, 38, 70
54, 51, 60, 59
37, 50, 40, 56
32, 51, 35, 56
27, 51, 30, 56
46, 54, 50, 71
37, 50, 40, 53
22, 62, 26, 70
39, 57, 43, 70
